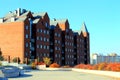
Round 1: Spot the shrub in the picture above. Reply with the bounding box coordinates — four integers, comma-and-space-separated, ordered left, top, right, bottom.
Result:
105, 63, 120, 72
74, 62, 120, 72
12, 57, 18, 63
74, 64, 93, 70
97, 62, 108, 70
0, 61, 2, 66
43, 57, 51, 67
49, 63, 60, 68
31, 62, 36, 69
37, 62, 45, 65
0, 56, 4, 61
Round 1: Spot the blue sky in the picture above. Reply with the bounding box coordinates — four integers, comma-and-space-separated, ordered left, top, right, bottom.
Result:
0, 0, 120, 55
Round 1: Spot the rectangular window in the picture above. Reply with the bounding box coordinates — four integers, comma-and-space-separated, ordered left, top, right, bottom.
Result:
47, 38, 49, 42
26, 43, 28, 47
47, 46, 49, 49
58, 34, 60, 37
37, 36, 39, 40
44, 53, 46, 56
44, 38, 46, 42
55, 40, 57, 43
25, 34, 29, 39
25, 52, 28, 56
25, 26, 28, 30
40, 37, 42, 41
47, 31, 49, 34
37, 44, 39, 48
55, 33, 57, 36
40, 45, 42, 49
44, 30, 46, 34
37, 29, 39, 32
44, 45, 46, 49
40, 29, 42, 33
55, 54, 57, 58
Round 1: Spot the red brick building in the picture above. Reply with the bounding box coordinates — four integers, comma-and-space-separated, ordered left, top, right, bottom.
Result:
0, 8, 90, 66
50, 20, 62, 65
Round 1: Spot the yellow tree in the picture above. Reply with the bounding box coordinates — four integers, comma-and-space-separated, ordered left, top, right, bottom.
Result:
43, 57, 51, 66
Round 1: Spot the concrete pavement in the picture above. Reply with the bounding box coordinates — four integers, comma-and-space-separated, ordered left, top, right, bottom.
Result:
8, 70, 115, 80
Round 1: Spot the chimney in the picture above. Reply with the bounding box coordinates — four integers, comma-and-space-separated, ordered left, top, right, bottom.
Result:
0, 18, 3, 23
22, 9, 27, 14
53, 18, 56, 21
17, 8, 21, 16
11, 17, 15, 22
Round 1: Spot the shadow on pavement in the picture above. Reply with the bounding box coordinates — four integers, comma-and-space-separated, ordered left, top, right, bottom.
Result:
8, 74, 32, 79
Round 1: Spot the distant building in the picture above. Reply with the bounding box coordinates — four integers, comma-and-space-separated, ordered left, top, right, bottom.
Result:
92, 53, 120, 64
0, 8, 90, 66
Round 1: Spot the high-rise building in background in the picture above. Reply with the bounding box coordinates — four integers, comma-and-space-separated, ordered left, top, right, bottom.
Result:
92, 53, 120, 64
0, 8, 90, 66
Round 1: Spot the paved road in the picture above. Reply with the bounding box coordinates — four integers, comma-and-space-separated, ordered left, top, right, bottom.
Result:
9, 70, 115, 80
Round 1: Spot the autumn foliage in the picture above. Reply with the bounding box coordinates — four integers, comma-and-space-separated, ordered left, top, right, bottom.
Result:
49, 63, 60, 68
74, 64, 93, 70
74, 62, 120, 72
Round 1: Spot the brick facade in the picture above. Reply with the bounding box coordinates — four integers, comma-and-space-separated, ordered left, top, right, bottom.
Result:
0, 8, 90, 66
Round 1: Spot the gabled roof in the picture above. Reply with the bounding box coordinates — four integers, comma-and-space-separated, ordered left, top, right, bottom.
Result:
21, 11, 30, 16
16, 16, 27, 22
80, 22, 88, 33
33, 19, 40, 24
33, 12, 47, 17
79, 22, 89, 37
50, 20, 58, 26
53, 19, 68, 23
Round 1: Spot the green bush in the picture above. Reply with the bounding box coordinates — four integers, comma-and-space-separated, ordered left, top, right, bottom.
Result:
0, 61, 2, 66
12, 57, 18, 63
0, 56, 4, 61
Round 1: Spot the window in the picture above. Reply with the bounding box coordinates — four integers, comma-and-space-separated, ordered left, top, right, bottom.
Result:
47, 31, 49, 34
55, 54, 57, 58
40, 37, 42, 41
25, 26, 28, 30
58, 40, 60, 44
25, 34, 28, 39
40, 45, 42, 49
44, 53, 46, 56
55, 40, 57, 43
59, 54, 61, 58
58, 34, 60, 37
44, 45, 46, 49
55, 33, 57, 36
44, 37, 46, 42
44, 30, 46, 34
26, 43, 28, 47
47, 54, 49, 57
37, 36, 39, 40
40, 29, 42, 33
47, 46, 49, 49
37, 29, 39, 32
45, 22, 48, 27
55, 47, 57, 50
47, 38, 49, 42
25, 52, 28, 56
37, 44, 39, 48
